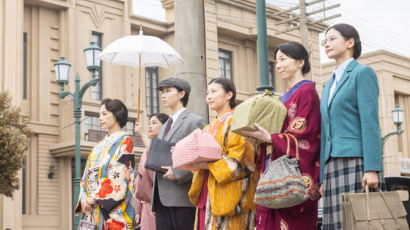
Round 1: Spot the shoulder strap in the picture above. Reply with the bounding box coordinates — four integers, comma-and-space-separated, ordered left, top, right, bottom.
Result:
287, 133, 300, 161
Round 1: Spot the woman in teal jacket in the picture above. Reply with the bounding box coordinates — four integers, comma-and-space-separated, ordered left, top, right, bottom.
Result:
319, 23, 385, 230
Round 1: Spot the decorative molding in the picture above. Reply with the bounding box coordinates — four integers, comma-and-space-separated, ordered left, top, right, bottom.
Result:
161, 0, 174, 9
49, 140, 95, 158
89, 4, 106, 29
49, 140, 145, 158
29, 121, 59, 136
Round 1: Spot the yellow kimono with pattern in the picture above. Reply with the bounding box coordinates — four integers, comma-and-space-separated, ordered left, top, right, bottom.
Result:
189, 112, 259, 230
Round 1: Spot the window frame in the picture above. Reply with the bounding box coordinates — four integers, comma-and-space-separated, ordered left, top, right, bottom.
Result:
91, 32, 103, 101
23, 32, 28, 100
218, 49, 233, 80
145, 67, 159, 117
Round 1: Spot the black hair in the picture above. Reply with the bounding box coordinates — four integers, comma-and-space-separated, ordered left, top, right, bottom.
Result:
175, 86, 189, 107
101, 98, 128, 128
274, 41, 311, 75
208, 78, 237, 108
325, 23, 362, 59
149, 113, 169, 124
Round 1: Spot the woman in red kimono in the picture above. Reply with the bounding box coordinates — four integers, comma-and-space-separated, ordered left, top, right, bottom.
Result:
243, 41, 321, 230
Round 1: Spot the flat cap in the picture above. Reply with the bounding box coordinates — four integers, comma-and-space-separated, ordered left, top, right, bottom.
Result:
158, 77, 191, 94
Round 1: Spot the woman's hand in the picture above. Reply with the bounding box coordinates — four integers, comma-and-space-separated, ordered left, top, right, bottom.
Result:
362, 171, 379, 189
319, 184, 323, 197
190, 162, 209, 171
135, 214, 141, 224
81, 198, 97, 213
161, 166, 177, 180
241, 123, 272, 143
244, 136, 257, 148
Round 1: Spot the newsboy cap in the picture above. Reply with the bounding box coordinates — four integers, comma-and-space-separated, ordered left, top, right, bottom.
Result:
158, 77, 191, 94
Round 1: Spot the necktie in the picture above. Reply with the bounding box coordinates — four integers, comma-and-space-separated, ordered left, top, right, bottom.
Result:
330, 72, 337, 87
164, 117, 173, 136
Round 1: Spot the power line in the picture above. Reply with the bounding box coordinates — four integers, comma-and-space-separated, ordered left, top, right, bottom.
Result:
328, 17, 410, 53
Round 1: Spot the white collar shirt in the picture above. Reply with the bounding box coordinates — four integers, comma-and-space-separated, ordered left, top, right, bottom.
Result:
328, 58, 354, 105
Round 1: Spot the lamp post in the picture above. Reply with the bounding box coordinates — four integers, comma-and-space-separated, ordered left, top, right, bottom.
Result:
256, 0, 274, 92
54, 41, 101, 230
381, 104, 405, 156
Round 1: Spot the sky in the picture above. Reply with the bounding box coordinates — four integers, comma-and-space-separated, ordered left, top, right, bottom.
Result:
133, 0, 410, 63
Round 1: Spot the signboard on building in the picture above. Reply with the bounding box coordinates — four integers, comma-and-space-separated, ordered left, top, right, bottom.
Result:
400, 158, 410, 174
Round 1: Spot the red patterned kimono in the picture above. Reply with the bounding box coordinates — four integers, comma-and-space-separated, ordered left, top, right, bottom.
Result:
256, 80, 321, 230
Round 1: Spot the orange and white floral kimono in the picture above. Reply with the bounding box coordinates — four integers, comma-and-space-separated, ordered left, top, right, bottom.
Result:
75, 131, 136, 230
189, 110, 259, 230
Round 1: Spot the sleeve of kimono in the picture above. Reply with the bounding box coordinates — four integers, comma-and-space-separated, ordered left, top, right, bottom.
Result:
357, 66, 381, 172
172, 117, 207, 184
270, 86, 320, 160
135, 196, 142, 215
208, 131, 254, 185
74, 154, 92, 215
94, 137, 135, 216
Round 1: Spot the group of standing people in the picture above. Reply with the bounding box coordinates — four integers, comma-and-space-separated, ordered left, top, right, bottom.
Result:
75, 23, 384, 230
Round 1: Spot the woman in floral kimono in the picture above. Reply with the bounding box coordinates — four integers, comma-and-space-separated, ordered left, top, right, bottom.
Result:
75, 98, 136, 230
188, 78, 259, 230
243, 42, 321, 230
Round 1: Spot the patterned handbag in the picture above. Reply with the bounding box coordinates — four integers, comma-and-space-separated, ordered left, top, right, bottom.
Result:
172, 129, 223, 170
78, 220, 97, 230
254, 133, 309, 209
78, 213, 97, 230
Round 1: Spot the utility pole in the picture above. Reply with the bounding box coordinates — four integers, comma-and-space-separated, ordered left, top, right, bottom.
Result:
299, 0, 310, 56
174, 0, 208, 120
275, 0, 341, 80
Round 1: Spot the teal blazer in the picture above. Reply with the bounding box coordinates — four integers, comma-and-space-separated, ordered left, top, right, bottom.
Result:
320, 60, 382, 183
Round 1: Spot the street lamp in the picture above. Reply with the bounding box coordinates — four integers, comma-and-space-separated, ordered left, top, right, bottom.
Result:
54, 41, 101, 230
381, 104, 405, 157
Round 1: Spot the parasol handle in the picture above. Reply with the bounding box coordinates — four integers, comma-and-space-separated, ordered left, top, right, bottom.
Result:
137, 53, 142, 122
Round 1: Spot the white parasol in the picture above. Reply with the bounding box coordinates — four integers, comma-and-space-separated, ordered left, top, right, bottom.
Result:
98, 26, 183, 121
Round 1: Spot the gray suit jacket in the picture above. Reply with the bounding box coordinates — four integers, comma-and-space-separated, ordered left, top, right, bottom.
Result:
152, 109, 207, 208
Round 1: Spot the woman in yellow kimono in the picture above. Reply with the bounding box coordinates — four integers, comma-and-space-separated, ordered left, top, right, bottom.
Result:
189, 78, 259, 230
75, 98, 136, 230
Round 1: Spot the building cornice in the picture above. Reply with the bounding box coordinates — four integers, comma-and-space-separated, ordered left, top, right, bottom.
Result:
29, 121, 59, 136
49, 140, 146, 158
161, 0, 174, 9
49, 140, 94, 158
24, 0, 71, 9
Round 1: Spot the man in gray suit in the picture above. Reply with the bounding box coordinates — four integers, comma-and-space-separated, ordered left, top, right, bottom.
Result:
152, 77, 206, 230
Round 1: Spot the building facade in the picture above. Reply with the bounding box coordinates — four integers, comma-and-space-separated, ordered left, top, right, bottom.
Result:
2, 0, 408, 230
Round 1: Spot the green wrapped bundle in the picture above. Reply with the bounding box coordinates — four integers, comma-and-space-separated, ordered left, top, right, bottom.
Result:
231, 90, 287, 137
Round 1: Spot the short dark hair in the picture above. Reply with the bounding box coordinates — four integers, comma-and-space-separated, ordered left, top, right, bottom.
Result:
149, 113, 169, 124
274, 41, 311, 75
325, 23, 362, 59
208, 78, 237, 108
174, 86, 189, 107
101, 98, 128, 128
